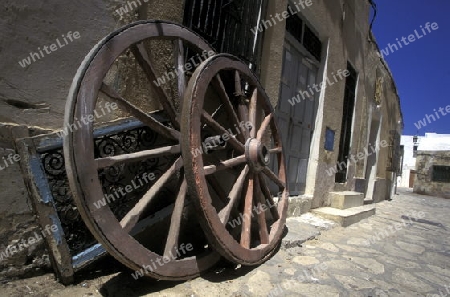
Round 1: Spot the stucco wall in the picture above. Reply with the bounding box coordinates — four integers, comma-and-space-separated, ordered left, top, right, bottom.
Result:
259, 0, 288, 107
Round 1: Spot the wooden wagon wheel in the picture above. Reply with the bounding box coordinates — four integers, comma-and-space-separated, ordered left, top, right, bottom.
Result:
181, 54, 289, 265
64, 20, 220, 280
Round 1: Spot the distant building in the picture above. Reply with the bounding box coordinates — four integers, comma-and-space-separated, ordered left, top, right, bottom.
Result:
400, 133, 450, 193
413, 133, 450, 199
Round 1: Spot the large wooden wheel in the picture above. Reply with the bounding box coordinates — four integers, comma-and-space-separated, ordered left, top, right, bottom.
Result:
64, 21, 220, 280
181, 54, 289, 265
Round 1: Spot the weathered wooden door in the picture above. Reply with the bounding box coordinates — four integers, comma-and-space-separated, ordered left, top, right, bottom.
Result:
276, 40, 318, 195
409, 170, 416, 188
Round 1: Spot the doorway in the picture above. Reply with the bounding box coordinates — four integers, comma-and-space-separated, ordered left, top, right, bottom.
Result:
335, 63, 357, 183
409, 170, 416, 188
276, 39, 319, 195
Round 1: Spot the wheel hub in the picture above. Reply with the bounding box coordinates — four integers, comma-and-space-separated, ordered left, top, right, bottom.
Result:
245, 138, 270, 171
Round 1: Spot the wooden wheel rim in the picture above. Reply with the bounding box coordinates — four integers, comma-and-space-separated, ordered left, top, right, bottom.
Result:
181, 54, 289, 265
64, 21, 220, 280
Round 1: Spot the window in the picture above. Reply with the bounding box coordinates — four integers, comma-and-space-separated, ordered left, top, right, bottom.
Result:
432, 166, 450, 183
303, 25, 322, 61
413, 145, 418, 158
286, 8, 303, 44
324, 128, 335, 151
286, 5, 322, 62
184, 0, 268, 74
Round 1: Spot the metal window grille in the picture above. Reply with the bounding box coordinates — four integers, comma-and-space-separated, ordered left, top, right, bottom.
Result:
303, 25, 322, 61
183, 0, 268, 75
432, 166, 450, 183
286, 8, 303, 43
285, 6, 322, 62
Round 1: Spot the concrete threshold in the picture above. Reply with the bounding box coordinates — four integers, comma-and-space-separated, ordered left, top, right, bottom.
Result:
311, 204, 376, 227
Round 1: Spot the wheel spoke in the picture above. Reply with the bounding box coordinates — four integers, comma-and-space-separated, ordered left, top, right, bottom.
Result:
174, 39, 186, 109
218, 165, 249, 224
257, 114, 273, 141
201, 111, 245, 153
131, 43, 179, 129
95, 145, 181, 169
254, 174, 269, 244
203, 153, 241, 175
262, 166, 286, 189
235, 71, 251, 139
212, 75, 246, 143
234, 70, 250, 139
120, 157, 183, 233
259, 175, 280, 221
100, 83, 180, 140
237, 105, 250, 139
163, 178, 187, 258
234, 70, 242, 96
276, 150, 287, 188
240, 173, 254, 249
269, 147, 282, 154
249, 88, 258, 138
204, 155, 246, 175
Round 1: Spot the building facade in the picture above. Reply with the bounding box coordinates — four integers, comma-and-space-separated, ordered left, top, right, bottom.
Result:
0, 0, 402, 277
256, 0, 403, 207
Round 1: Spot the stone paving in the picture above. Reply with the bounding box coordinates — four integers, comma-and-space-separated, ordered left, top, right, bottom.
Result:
1, 188, 449, 297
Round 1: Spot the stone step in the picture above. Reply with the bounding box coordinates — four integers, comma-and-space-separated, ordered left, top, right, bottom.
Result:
330, 191, 364, 210
311, 205, 376, 227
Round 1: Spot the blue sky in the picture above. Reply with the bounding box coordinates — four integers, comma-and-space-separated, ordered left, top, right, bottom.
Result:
371, 1, 450, 136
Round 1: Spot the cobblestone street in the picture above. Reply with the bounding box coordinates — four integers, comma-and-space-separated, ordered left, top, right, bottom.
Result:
1, 188, 449, 297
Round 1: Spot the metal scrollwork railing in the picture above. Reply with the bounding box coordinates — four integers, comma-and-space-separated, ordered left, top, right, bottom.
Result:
40, 125, 173, 255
